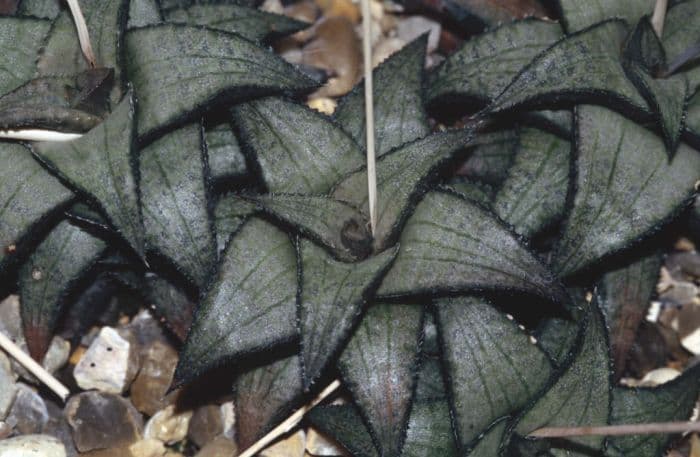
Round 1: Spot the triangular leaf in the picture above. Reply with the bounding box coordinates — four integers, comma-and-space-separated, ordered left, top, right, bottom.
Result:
19, 220, 106, 360
38, 0, 127, 104
0, 143, 73, 274
126, 25, 316, 140
17, 0, 60, 19
512, 302, 611, 456
174, 218, 297, 387
32, 94, 145, 258
338, 303, 424, 457
487, 20, 650, 118
308, 404, 379, 457
558, 0, 654, 33
688, 90, 700, 136
140, 123, 216, 288
444, 179, 494, 207
164, 3, 309, 43
128, 0, 162, 29
662, 0, 700, 93
535, 317, 579, 368
332, 128, 476, 252
455, 130, 518, 185
335, 35, 430, 157
213, 194, 256, 255
234, 354, 304, 449
436, 296, 552, 447
597, 253, 662, 381
465, 418, 508, 457
493, 128, 571, 238
0, 17, 51, 97
251, 194, 371, 261
232, 96, 364, 194
427, 19, 562, 105
377, 191, 567, 304
551, 105, 700, 277
205, 121, 246, 180
607, 364, 700, 457
298, 240, 398, 388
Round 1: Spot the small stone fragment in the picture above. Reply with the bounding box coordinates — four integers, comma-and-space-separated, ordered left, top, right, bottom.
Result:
5, 383, 49, 435
74, 327, 140, 394
683, 327, 700, 355
372, 37, 406, 67
315, 0, 360, 22
0, 353, 17, 420
0, 422, 11, 440
144, 405, 191, 445
221, 401, 236, 441
0, 434, 66, 457
188, 405, 223, 448
65, 392, 143, 452
306, 427, 349, 456
130, 340, 179, 416
307, 97, 337, 115
124, 310, 168, 355
396, 16, 440, 53
194, 436, 238, 457
639, 367, 682, 387
261, 0, 283, 14
262, 429, 306, 457
129, 438, 167, 457
660, 281, 699, 306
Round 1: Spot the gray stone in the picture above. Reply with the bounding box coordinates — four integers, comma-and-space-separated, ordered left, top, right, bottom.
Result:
44, 400, 78, 457
0, 352, 17, 420
124, 310, 167, 355
0, 434, 66, 457
660, 281, 699, 306
65, 391, 143, 452
6, 383, 49, 434
396, 16, 441, 53
143, 405, 191, 445
74, 327, 140, 394
188, 405, 223, 448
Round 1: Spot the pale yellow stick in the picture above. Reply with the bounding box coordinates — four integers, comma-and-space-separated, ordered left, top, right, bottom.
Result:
238, 379, 342, 457
0, 331, 69, 401
651, 0, 668, 37
360, 0, 377, 236
66, 0, 96, 68
0, 129, 82, 142
529, 421, 700, 438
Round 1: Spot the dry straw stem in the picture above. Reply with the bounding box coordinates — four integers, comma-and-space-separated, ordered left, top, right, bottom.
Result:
529, 421, 700, 438
361, 0, 378, 236
66, 0, 96, 67
0, 129, 83, 142
238, 379, 342, 457
0, 331, 70, 401
651, 0, 668, 37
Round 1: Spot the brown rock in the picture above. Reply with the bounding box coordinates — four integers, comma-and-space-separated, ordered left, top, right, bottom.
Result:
195, 436, 238, 457
65, 392, 143, 452
130, 340, 179, 416
262, 429, 305, 457
315, 0, 360, 22
129, 439, 167, 457
188, 405, 223, 448
144, 405, 191, 445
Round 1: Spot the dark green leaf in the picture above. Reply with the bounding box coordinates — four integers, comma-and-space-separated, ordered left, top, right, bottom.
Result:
164, 3, 308, 43
443, 179, 494, 207
144, 273, 195, 342
128, 0, 162, 29
32, 94, 145, 258
251, 194, 370, 261
126, 25, 316, 141
662, 0, 700, 92
0, 143, 72, 273
17, 0, 60, 19
413, 356, 446, 402
213, 194, 256, 255
234, 354, 304, 449
335, 36, 430, 157
465, 418, 508, 457
688, 90, 700, 135
308, 404, 379, 457
174, 218, 297, 387
0, 17, 51, 97
205, 122, 246, 180
436, 296, 552, 446
456, 130, 518, 185
607, 364, 700, 457
338, 303, 423, 457
332, 128, 476, 252
597, 253, 662, 380
535, 317, 578, 367
65, 202, 110, 233
551, 105, 700, 277
38, 0, 126, 104
299, 240, 397, 388
402, 400, 458, 457
140, 123, 215, 288
487, 20, 650, 118
426, 20, 562, 105
512, 302, 611, 456
377, 191, 567, 304
558, 0, 654, 33
0, 76, 102, 133
493, 128, 570, 238
232, 97, 363, 194
19, 220, 106, 360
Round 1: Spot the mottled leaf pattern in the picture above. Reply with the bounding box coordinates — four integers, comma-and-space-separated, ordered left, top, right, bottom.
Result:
308, 405, 379, 457
494, 128, 570, 238
205, 122, 247, 180
126, 25, 316, 140
128, 0, 162, 28
465, 418, 508, 457
299, 240, 397, 387
437, 296, 552, 446
145, 273, 195, 342
552, 105, 700, 277
140, 123, 215, 287
338, 304, 423, 457
333, 129, 476, 251
443, 180, 494, 207
378, 191, 566, 303
213, 194, 256, 255
558, 0, 654, 33
536, 317, 579, 367
233, 97, 363, 194
335, 36, 430, 156
663, 0, 700, 92
456, 130, 518, 185
19, 221, 106, 360
174, 218, 297, 387
32, 94, 145, 258
0, 17, 51, 97
17, 0, 60, 19
402, 400, 458, 457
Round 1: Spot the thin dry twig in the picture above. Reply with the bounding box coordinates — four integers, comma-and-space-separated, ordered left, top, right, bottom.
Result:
238, 379, 342, 457
0, 331, 70, 401
66, 0, 96, 68
529, 421, 700, 438
361, 0, 377, 236
0, 129, 83, 142
651, 0, 668, 37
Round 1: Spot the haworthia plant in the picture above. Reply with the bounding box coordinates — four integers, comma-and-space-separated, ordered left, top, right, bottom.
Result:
0, 3, 698, 454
